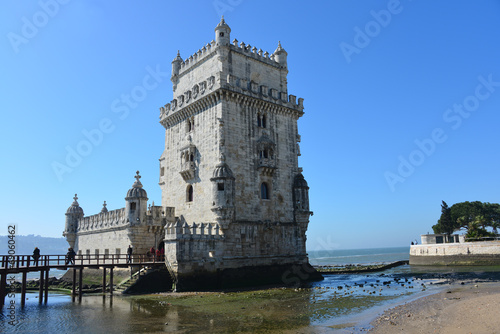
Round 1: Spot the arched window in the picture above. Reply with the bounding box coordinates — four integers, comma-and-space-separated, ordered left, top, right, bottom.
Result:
257, 113, 267, 128
260, 182, 269, 200
186, 185, 193, 202
189, 153, 194, 162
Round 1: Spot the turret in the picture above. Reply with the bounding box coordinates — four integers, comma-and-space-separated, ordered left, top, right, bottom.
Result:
125, 171, 148, 224
64, 194, 84, 248
100, 201, 108, 213
171, 50, 183, 80
215, 16, 231, 46
293, 173, 310, 213
273, 41, 287, 68
210, 154, 235, 229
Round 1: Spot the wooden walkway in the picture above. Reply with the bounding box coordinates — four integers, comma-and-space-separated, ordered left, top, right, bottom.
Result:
0, 254, 165, 307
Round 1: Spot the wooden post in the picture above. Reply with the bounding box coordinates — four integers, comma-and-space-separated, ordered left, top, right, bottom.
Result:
109, 267, 113, 295
21, 271, 27, 307
44, 269, 49, 304
72, 268, 76, 302
38, 270, 44, 303
78, 268, 83, 302
102, 268, 106, 294
0, 272, 6, 306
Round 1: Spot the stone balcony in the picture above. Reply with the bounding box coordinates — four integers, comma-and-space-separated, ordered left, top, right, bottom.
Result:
180, 161, 196, 181
258, 158, 276, 176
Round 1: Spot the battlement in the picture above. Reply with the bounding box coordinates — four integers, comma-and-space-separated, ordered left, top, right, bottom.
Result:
164, 221, 224, 240
76, 205, 172, 234
159, 75, 304, 127
177, 39, 282, 77
77, 208, 127, 232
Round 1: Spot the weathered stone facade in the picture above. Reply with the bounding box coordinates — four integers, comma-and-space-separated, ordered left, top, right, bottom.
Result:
63, 172, 175, 260
64, 18, 320, 290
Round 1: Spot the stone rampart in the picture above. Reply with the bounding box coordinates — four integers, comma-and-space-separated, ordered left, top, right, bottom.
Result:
409, 241, 500, 265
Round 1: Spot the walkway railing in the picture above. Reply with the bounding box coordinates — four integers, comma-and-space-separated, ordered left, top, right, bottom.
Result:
0, 253, 166, 307
0, 253, 164, 272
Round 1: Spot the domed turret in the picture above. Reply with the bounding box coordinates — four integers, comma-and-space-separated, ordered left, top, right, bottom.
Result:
64, 194, 83, 248
293, 173, 310, 212
66, 194, 84, 216
171, 50, 183, 79
273, 41, 287, 68
126, 171, 148, 200
210, 154, 235, 229
125, 171, 148, 225
215, 16, 231, 46
100, 201, 108, 213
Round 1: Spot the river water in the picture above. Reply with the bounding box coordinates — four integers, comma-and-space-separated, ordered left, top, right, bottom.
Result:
2, 247, 499, 333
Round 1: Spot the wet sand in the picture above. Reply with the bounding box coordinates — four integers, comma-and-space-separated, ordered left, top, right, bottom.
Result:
369, 281, 500, 333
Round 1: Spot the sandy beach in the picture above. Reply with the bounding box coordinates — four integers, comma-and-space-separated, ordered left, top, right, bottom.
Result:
369, 281, 500, 333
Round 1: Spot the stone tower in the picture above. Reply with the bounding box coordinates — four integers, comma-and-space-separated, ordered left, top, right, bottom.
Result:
159, 18, 321, 290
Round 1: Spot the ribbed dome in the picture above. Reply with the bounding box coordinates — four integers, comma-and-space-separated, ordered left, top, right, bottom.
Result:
126, 171, 148, 199
66, 194, 84, 215
212, 162, 234, 179
215, 16, 231, 32
293, 173, 309, 188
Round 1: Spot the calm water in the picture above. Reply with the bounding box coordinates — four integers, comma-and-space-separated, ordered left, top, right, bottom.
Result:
2, 247, 496, 333
309, 246, 410, 266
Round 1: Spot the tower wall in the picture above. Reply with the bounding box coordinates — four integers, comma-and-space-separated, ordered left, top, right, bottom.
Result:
159, 19, 319, 291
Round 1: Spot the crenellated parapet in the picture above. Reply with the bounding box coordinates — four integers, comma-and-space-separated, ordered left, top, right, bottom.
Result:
77, 208, 128, 233
164, 220, 224, 240
160, 86, 304, 129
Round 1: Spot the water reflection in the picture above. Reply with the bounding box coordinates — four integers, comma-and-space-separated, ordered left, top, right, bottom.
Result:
3, 266, 489, 333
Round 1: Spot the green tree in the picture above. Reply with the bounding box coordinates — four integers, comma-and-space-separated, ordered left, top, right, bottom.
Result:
432, 201, 500, 241
433, 201, 455, 237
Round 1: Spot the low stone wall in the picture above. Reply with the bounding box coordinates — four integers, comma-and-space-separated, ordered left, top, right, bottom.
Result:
410, 241, 500, 265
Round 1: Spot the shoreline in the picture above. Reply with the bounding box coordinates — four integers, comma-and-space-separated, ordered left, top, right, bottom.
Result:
368, 280, 500, 333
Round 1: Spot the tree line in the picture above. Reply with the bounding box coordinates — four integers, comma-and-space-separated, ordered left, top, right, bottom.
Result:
432, 201, 500, 240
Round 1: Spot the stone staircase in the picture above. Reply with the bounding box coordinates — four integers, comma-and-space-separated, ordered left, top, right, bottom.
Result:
115, 266, 174, 294
114, 267, 148, 293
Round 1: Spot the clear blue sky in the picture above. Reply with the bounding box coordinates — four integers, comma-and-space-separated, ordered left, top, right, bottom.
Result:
1, 0, 500, 250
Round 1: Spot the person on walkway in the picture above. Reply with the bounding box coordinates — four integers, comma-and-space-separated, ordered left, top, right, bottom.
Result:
127, 245, 133, 264
150, 247, 155, 261
66, 247, 76, 265
159, 247, 164, 261
32, 247, 40, 266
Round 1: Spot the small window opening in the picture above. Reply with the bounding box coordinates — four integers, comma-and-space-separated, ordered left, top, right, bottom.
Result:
217, 183, 225, 191
130, 202, 136, 211
261, 182, 269, 200
187, 185, 194, 202
219, 32, 224, 37
160, 167, 165, 176
189, 153, 194, 162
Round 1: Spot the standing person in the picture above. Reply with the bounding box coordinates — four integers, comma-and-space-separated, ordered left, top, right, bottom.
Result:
127, 245, 133, 264
150, 247, 155, 261
66, 247, 76, 265
32, 247, 40, 266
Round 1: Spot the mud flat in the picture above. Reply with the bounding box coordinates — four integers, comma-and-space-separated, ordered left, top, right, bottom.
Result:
369, 281, 500, 333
